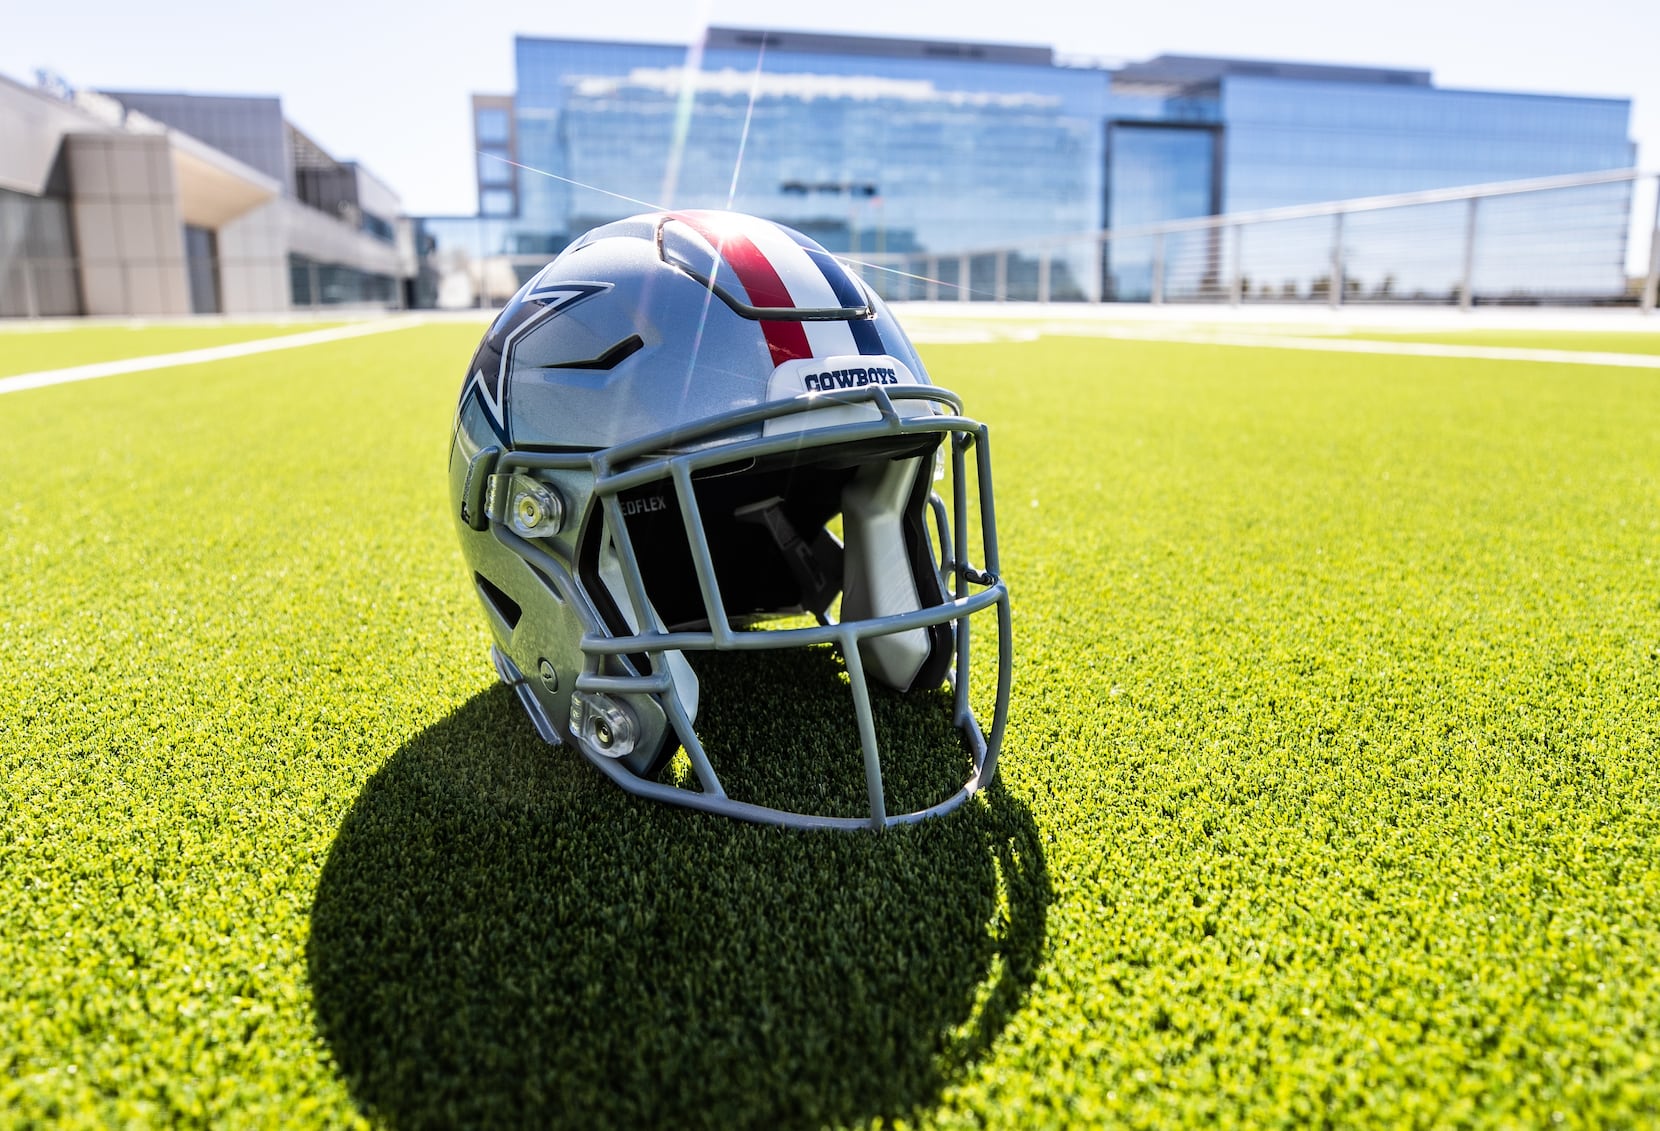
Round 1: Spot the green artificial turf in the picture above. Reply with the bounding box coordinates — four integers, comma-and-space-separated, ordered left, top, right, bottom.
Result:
0, 322, 343, 378
3, 325, 1659, 1128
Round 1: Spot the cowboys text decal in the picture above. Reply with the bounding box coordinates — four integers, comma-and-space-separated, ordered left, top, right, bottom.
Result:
802, 365, 902, 392
767, 353, 917, 401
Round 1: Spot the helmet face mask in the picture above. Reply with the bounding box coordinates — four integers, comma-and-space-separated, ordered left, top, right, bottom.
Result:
449, 210, 1010, 830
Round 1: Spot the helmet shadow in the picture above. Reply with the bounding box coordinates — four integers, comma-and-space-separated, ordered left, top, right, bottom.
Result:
307, 678, 1048, 1130
672, 641, 983, 819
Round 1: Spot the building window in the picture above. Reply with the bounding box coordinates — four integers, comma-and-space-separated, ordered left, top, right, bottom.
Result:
477, 150, 513, 187
0, 186, 81, 317
362, 212, 395, 243
183, 225, 221, 314
290, 253, 396, 306
476, 107, 510, 144
480, 189, 517, 217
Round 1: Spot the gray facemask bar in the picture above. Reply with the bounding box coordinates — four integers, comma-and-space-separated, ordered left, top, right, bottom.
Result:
492, 382, 1010, 831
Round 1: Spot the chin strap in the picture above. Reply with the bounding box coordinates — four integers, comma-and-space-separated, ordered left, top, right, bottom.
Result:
733, 495, 845, 617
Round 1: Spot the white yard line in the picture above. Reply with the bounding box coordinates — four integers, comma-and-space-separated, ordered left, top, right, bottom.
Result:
5, 309, 1657, 391
1048, 325, 1660, 368
897, 307, 1660, 367
0, 317, 428, 396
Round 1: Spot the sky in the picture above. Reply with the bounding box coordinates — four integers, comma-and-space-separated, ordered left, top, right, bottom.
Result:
5, 0, 1657, 218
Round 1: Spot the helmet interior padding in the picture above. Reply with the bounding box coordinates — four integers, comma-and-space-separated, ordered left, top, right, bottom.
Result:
582, 435, 953, 695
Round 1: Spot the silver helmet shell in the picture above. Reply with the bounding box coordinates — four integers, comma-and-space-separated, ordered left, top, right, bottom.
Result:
448, 210, 1009, 830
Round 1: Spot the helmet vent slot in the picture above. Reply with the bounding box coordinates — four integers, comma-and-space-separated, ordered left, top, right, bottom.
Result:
535, 334, 644, 371
474, 572, 523, 631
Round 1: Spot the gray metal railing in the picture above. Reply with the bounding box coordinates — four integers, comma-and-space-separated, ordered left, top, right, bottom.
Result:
11, 170, 1652, 317
852, 169, 1660, 312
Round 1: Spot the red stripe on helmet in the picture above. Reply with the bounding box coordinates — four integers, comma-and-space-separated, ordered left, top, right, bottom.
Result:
669, 211, 812, 367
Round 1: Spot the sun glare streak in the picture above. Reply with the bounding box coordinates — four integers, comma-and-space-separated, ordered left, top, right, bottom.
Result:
837, 256, 991, 301
725, 36, 767, 209
478, 30, 793, 420
681, 220, 731, 411
479, 153, 665, 213
661, 3, 714, 209
681, 35, 768, 415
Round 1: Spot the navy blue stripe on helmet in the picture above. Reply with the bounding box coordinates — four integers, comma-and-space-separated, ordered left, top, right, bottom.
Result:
846, 310, 884, 355
790, 242, 886, 356
797, 245, 864, 307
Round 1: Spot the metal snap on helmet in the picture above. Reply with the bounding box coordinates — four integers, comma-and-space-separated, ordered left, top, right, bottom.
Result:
447, 209, 1009, 830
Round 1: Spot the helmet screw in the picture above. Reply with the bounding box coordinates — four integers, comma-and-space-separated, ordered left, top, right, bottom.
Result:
538, 659, 558, 691
594, 719, 614, 749
505, 476, 564, 536
516, 494, 546, 528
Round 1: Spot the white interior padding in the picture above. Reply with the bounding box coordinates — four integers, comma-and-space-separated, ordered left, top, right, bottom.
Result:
599, 532, 700, 722
839, 456, 929, 690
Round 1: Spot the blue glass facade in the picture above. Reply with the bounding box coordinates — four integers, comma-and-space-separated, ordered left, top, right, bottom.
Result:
419, 29, 1636, 306
508, 33, 1108, 256
1220, 77, 1635, 213
1104, 124, 1222, 299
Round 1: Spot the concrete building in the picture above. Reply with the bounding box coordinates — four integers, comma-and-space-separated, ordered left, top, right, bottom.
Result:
0, 72, 413, 318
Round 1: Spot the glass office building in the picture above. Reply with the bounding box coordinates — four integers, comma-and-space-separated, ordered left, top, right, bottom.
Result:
417, 27, 1635, 306
511, 30, 1105, 256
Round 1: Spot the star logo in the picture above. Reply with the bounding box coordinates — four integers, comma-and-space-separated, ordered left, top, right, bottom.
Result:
461, 282, 609, 437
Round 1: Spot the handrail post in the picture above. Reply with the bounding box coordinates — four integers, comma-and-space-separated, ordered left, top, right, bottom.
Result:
1643, 173, 1660, 314
1229, 224, 1245, 306
1150, 233, 1165, 305
1459, 197, 1479, 310
1330, 212, 1345, 309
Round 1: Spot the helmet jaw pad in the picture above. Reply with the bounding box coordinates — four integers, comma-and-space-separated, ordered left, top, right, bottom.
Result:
839, 454, 953, 693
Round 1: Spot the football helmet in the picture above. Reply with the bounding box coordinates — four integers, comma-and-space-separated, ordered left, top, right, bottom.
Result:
447, 210, 1009, 830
